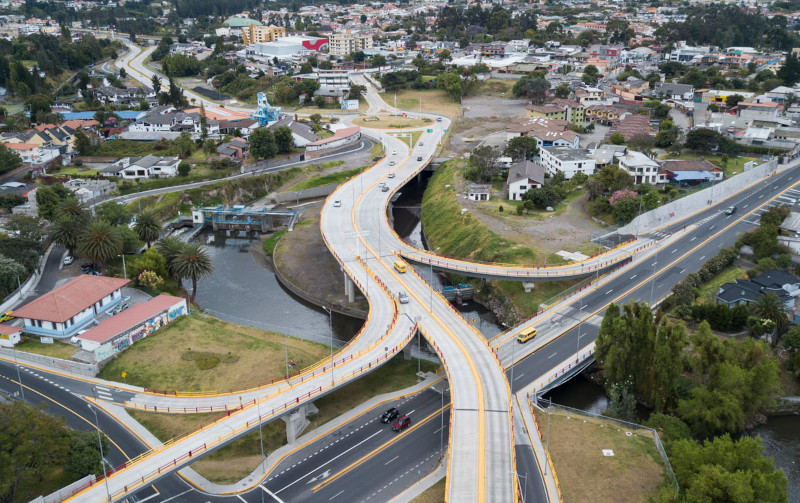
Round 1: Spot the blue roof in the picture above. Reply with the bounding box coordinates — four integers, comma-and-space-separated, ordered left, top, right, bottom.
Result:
60, 111, 147, 121
671, 170, 716, 182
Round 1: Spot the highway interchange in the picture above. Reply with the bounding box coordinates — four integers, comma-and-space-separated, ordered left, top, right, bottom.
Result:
3, 40, 800, 502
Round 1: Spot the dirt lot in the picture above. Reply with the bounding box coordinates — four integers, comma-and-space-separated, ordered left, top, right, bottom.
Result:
462, 95, 527, 119
448, 118, 509, 156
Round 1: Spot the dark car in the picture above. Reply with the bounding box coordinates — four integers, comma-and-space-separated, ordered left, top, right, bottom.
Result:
392, 415, 411, 432
381, 407, 400, 424
417, 156, 423, 161
725, 206, 737, 216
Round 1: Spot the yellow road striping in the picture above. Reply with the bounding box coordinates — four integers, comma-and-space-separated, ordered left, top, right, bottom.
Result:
499, 175, 800, 371
348, 131, 491, 502
311, 404, 451, 493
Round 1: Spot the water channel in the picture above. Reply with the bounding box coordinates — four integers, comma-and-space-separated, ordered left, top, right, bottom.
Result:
193, 171, 798, 499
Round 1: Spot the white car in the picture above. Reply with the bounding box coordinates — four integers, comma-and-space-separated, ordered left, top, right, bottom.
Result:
392, 150, 397, 155
333, 200, 342, 207
63, 255, 74, 266
388, 173, 395, 178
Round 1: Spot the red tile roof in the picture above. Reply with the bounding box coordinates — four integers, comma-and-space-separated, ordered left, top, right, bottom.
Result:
0, 324, 22, 335
77, 295, 185, 344
307, 126, 361, 147
660, 159, 722, 172
13, 275, 131, 323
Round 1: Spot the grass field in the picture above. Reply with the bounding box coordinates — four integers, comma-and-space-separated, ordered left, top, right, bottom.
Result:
478, 79, 515, 97
411, 477, 446, 502
392, 89, 461, 119
533, 408, 665, 503
50, 166, 102, 177
353, 115, 432, 129
292, 167, 362, 191
370, 140, 384, 159
262, 229, 287, 256
97, 312, 331, 393
130, 355, 439, 484
14, 466, 76, 503
15, 338, 77, 360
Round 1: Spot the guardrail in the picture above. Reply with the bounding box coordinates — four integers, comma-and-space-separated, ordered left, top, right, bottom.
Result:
527, 397, 563, 502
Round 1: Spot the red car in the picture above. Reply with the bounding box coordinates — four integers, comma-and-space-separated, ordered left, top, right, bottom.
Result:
392, 415, 411, 432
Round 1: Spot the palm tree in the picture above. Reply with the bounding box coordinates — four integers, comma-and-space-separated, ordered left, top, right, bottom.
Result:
172, 243, 213, 300
156, 236, 185, 284
134, 211, 161, 248
77, 221, 123, 270
753, 292, 788, 335
50, 216, 82, 258
57, 197, 90, 223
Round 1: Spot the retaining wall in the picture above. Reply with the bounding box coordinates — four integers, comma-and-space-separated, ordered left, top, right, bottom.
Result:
0, 243, 56, 314
618, 159, 778, 235
0, 347, 98, 376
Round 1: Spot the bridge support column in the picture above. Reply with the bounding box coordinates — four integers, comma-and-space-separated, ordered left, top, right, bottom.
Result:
282, 402, 318, 444
522, 281, 535, 293
344, 272, 355, 303
403, 343, 412, 361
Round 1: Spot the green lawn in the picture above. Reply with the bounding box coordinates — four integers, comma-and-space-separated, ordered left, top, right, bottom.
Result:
411, 477, 446, 503
15, 338, 77, 360
318, 129, 334, 139
695, 266, 748, 304
393, 89, 461, 119
370, 140, 384, 159
658, 153, 757, 176
262, 229, 287, 256
292, 167, 363, 191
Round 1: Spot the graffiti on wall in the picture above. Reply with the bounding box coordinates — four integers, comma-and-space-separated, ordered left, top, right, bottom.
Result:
97, 301, 186, 363
168, 302, 187, 320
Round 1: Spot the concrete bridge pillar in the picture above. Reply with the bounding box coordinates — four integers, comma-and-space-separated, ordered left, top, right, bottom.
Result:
403, 343, 412, 361
282, 402, 319, 444
522, 282, 535, 293
344, 272, 355, 303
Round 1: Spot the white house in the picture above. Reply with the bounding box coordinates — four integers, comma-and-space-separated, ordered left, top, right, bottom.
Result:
114, 155, 181, 179
525, 130, 580, 149
618, 150, 661, 185
467, 183, 491, 201
540, 147, 596, 179
507, 160, 545, 201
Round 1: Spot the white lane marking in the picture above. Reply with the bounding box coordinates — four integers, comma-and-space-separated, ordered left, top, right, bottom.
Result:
759, 194, 764, 199
237, 496, 247, 502
690, 236, 696, 241
407, 409, 415, 416
699, 256, 705, 261
514, 373, 525, 381
605, 289, 613, 295
629, 275, 636, 280
275, 431, 382, 494
384, 456, 399, 465
159, 490, 193, 502
743, 204, 749, 208
329, 490, 344, 500
548, 352, 557, 359
260, 485, 287, 503
672, 249, 677, 254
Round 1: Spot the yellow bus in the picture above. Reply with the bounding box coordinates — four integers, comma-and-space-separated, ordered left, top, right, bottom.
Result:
394, 261, 407, 273
517, 326, 537, 343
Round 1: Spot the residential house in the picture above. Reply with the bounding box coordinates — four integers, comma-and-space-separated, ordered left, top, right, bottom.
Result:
506, 160, 545, 201
526, 104, 568, 121
618, 150, 660, 185
550, 98, 585, 126
105, 155, 181, 179
659, 158, 724, 186
94, 86, 155, 106
217, 137, 249, 159
12, 275, 130, 339
267, 116, 320, 147
654, 83, 695, 101
590, 144, 627, 167
717, 269, 800, 310
608, 114, 652, 141
467, 184, 491, 201
540, 147, 596, 179
574, 87, 605, 105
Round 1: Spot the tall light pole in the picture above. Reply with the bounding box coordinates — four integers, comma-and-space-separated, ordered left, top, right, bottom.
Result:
256, 399, 265, 482
649, 247, 658, 306
322, 306, 334, 386
576, 298, 586, 363
13, 350, 24, 400
510, 471, 528, 503
88, 404, 112, 503
439, 386, 449, 461
284, 331, 289, 380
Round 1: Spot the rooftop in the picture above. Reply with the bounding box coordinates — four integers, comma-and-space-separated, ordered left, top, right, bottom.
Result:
13, 275, 130, 323
77, 295, 184, 344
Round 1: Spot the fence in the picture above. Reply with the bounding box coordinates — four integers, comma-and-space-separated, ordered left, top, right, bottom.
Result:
537, 400, 679, 495
0, 347, 98, 377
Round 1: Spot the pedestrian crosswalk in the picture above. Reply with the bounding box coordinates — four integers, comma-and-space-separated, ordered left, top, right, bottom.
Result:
95, 385, 113, 401
648, 230, 671, 240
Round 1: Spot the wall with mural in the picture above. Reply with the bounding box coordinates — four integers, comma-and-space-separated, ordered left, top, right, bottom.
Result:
94, 299, 187, 363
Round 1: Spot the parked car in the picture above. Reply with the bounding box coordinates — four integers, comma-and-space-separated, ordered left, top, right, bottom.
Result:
381, 407, 400, 424
0, 311, 13, 322
63, 255, 74, 266
392, 415, 411, 432
725, 206, 737, 216
419, 141, 424, 146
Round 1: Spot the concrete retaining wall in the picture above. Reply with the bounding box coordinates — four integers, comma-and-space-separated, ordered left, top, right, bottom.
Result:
271, 183, 339, 204
0, 347, 98, 376
619, 159, 778, 235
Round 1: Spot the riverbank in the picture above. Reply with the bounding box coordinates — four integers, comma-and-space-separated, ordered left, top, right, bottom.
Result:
271, 207, 369, 318
419, 162, 584, 323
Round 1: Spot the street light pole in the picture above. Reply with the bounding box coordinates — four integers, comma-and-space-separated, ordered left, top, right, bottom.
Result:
439, 386, 449, 460
576, 298, 585, 363
284, 331, 289, 380
322, 306, 334, 386
256, 399, 265, 476
88, 404, 112, 503
13, 351, 24, 400
510, 471, 528, 503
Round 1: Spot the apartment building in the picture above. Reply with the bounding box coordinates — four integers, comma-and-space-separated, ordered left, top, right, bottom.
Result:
328, 30, 373, 56
242, 25, 286, 45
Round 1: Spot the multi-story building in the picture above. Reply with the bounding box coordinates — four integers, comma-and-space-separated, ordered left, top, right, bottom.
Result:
618, 150, 661, 185
540, 146, 596, 179
241, 25, 286, 45
328, 30, 373, 57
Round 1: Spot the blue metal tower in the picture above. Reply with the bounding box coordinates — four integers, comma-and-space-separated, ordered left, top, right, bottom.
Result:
253, 92, 281, 126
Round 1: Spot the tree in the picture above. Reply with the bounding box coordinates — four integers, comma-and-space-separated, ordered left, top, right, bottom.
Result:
151, 74, 162, 94
177, 161, 191, 177
512, 72, 550, 104
677, 385, 745, 437
604, 380, 637, 421
0, 402, 71, 503
371, 54, 386, 68
202, 139, 217, 155
670, 434, 787, 503
0, 144, 21, 176
127, 247, 168, 281
725, 94, 745, 109
133, 210, 161, 248
95, 201, 131, 227
273, 126, 293, 154
199, 103, 208, 140
78, 220, 124, 269
653, 103, 671, 118
5, 215, 45, 243
752, 292, 788, 335
156, 237, 185, 285
65, 430, 108, 478
609, 132, 626, 145
585, 178, 605, 200
685, 128, 738, 154
172, 243, 213, 300
612, 197, 639, 224
554, 83, 570, 99
137, 269, 163, 290
173, 132, 194, 158
50, 216, 83, 258
466, 145, 499, 182
504, 136, 538, 161
582, 64, 599, 85
777, 52, 800, 85
0, 254, 27, 297
348, 84, 366, 101
73, 130, 93, 156
250, 128, 278, 160
605, 19, 634, 44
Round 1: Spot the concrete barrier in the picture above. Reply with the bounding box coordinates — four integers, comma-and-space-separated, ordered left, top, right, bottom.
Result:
0, 347, 98, 376
0, 243, 56, 314
618, 158, 778, 235
271, 183, 339, 204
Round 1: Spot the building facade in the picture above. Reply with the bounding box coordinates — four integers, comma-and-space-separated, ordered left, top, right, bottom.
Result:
241, 25, 286, 45
540, 147, 596, 179
328, 30, 373, 57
